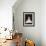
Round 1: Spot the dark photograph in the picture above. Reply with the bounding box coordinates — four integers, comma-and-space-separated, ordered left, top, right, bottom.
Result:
25, 14, 32, 24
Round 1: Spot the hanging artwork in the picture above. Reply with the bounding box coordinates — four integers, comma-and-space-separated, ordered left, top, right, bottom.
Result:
23, 12, 35, 27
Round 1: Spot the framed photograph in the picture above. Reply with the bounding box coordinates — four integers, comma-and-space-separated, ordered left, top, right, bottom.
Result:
23, 12, 35, 27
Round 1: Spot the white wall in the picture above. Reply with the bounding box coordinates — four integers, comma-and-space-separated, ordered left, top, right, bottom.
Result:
0, 0, 16, 29
13, 0, 46, 46
41, 0, 46, 46
13, 0, 41, 46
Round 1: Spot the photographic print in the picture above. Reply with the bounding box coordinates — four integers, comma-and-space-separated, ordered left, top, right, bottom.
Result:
23, 12, 35, 27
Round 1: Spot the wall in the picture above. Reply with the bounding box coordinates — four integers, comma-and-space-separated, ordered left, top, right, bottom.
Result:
0, 0, 16, 30
13, 0, 41, 46
41, 0, 46, 46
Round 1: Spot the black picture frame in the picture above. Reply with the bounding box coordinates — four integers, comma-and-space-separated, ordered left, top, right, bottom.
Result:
23, 12, 35, 27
